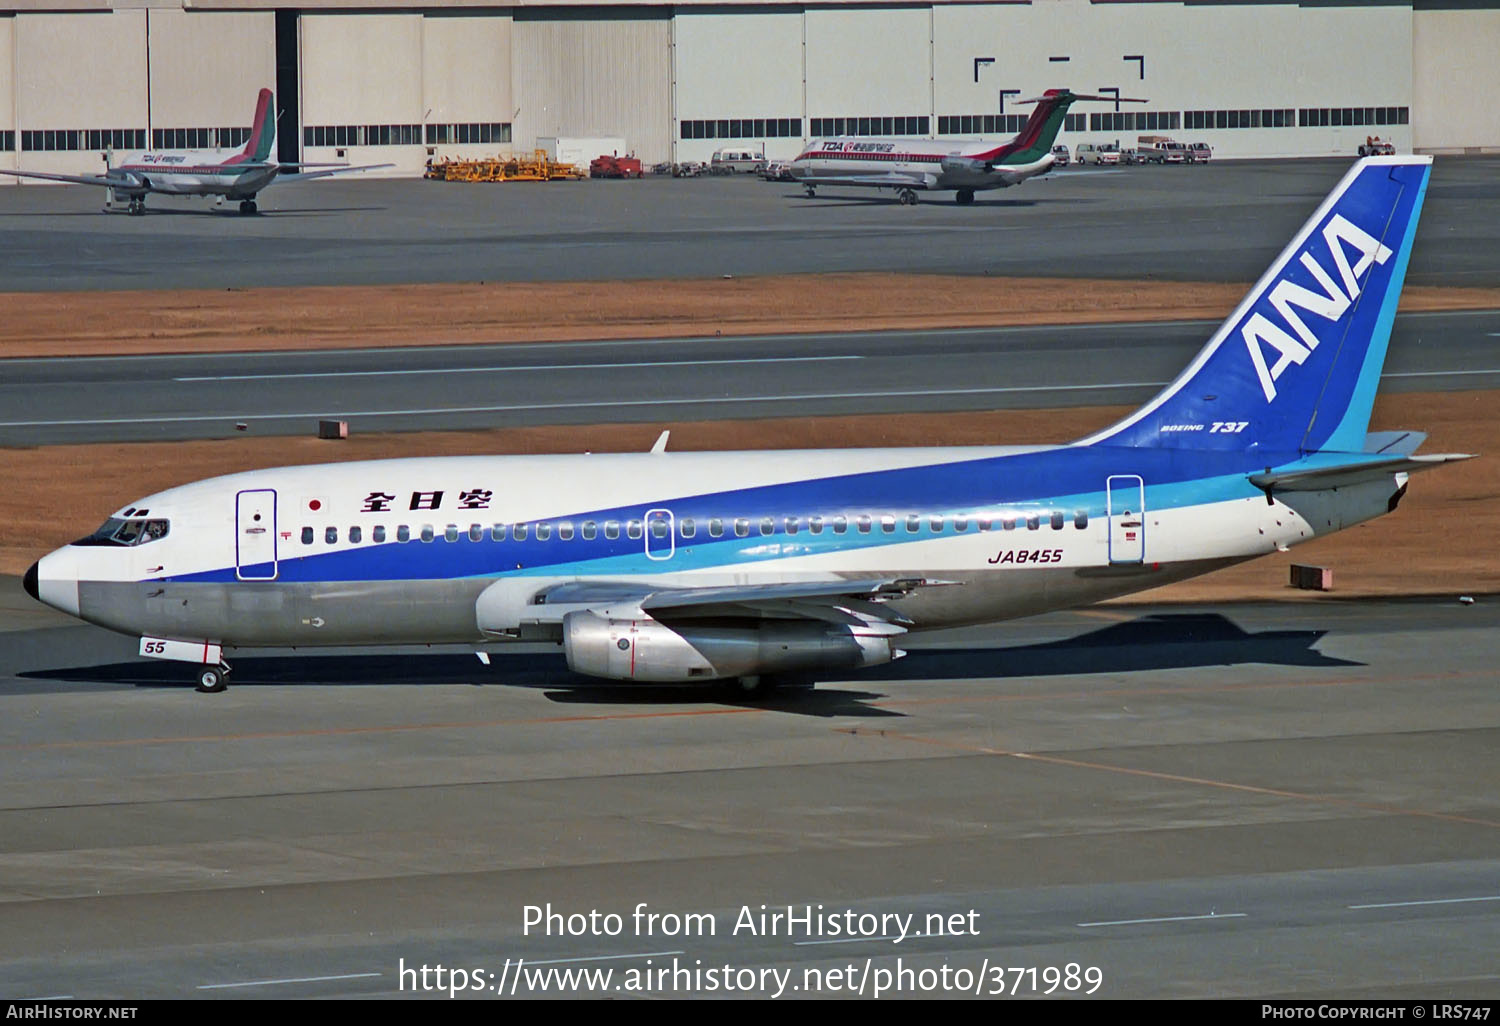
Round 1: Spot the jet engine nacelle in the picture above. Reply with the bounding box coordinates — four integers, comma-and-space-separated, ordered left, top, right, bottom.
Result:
939, 155, 988, 180
562, 611, 902, 682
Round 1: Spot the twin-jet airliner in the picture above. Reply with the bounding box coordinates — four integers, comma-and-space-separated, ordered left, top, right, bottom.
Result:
24, 156, 1466, 693
0, 89, 388, 215
789, 88, 1135, 206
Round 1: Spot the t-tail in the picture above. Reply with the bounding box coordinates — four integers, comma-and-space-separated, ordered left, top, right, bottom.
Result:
238, 88, 276, 164
984, 89, 1143, 165
1078, 156, 1433, 461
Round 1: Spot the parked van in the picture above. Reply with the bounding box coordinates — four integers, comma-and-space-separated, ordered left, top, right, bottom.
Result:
710, 147, 767, 173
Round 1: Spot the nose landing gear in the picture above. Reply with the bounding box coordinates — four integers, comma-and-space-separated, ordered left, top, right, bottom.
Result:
196, 660, 232, 693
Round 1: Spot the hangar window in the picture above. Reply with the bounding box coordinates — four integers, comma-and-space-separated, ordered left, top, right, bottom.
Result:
0, 132, 15, 152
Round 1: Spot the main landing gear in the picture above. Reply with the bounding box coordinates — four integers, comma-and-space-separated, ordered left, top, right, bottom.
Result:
126, 197, 146, 216
196, 660, 232, 693
897, 187, 919, 206
238, 198, 259, 215
955, 189, 976, 206
804, 184, 817, 198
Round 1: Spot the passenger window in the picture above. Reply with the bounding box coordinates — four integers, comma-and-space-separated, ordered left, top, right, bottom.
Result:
397, 525, 410, 542
809, 516, 823, 534
1074, 510, 1089, 529
1002, 516, 1016, 531
856, 515, 871, 534
733, 518, 749, 538
708, 518, 723, 538
930, 515, 944, 532
626, 520, 642, 540
301, 526, 314, 545
469, 524, 483, 542
784, 517, 799, 535
445, 525, 459, 543
325, 526, 338, 544
681, 518, 696, 538
1026, 514, 1040, 531
514, 523, 529, 541
558, 521, 575, 541
604, 521, 619, 540
978, 516, 993, 532
581, 521, 597, 540
832, 516, 847, 534
421, 525, 435, 543
759, 517, 774, 536
651, 519, 668, 539
373, 526, 387, 543
880, 515, 895, 533
1051, 512, 1065, 531
349, 526, 362, 544
491, 524, 506, 542
535, 523, 551, 541
955, 516, 969, 532
906, 514, 921, 533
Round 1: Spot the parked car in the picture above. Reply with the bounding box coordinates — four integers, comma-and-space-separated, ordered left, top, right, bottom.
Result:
1073, 142, 1096, 164
1358, 137, 1396, 157
1050, 144, 1070, 167
1119, 147, 1147, 165
761, 160, 794, 181
1187, 142, 1213, 163
1093, 143, 1122, 166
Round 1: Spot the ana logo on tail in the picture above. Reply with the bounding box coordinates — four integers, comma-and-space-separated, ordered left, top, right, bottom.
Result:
1245, 213, 1393, 403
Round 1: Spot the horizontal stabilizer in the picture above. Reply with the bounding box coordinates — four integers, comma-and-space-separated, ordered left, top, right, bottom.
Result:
1363, 430, 1427, 455
1249, 452, 1472, 492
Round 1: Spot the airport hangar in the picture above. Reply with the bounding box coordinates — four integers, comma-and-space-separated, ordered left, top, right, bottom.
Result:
0, 0, 1495, 184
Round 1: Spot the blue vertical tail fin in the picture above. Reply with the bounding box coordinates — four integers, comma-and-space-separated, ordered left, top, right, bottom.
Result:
1078, 156, 1432, 457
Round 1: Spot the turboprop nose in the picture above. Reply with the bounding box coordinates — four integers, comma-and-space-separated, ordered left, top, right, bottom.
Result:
23, 561, 38, 601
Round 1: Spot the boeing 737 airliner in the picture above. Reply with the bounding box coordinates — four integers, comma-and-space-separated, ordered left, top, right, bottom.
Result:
0, 89, 388, 215
25, 156, 1467, 693
789, 88, 1135, 205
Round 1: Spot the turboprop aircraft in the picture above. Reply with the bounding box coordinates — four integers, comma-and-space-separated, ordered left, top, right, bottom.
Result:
0, 89, 389, 215
789, 88, 1138, 205
24, 156, 1467, 693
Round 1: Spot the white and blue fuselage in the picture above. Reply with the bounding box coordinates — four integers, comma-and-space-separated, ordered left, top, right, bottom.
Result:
25, 157, 1466, 688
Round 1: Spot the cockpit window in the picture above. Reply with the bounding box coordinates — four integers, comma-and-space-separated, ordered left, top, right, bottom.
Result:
72, 517, 170, 547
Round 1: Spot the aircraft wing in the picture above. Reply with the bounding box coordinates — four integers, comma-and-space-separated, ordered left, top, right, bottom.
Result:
0, 168, 129, 189
274, 163, 394, 182
1249, 453, 1473, 492
796, 172, 936, 190
538, 576, 955, 626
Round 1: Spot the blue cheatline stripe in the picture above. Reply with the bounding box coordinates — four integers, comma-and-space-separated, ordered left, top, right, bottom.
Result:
183, 458, 1290, 585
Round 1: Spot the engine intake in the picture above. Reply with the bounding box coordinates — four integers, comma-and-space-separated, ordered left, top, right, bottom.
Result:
563, 611, 902, 682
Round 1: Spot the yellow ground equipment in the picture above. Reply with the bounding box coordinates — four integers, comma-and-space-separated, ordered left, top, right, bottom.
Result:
424, 150, 584, 182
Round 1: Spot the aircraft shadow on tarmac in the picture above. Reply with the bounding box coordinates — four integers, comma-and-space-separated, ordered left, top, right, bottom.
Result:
15, 613, 1359, 717
791, 194, 1043, 208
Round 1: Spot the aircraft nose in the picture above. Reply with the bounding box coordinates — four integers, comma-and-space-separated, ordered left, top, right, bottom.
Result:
23, 561, 38, 601
28, 550, 81, 617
